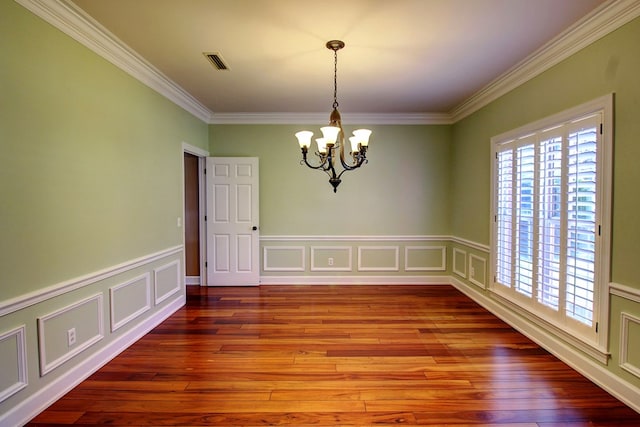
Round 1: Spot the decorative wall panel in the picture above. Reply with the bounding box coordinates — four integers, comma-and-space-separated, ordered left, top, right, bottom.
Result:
154, 260, 181, 305
263, 246, 306, 272
452, 248, 467, 278
0, 326, 27, 403
110, 273, 151, 332
37, 294, 104, 376
311, 246, 352, 272
405, 246, 446, 271
358, 246, 399, 272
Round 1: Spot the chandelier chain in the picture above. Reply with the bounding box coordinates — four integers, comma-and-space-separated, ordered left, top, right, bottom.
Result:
332, 48, 339, 109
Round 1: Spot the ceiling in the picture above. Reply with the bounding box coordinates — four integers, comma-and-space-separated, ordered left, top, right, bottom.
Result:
68, 0, 608, 122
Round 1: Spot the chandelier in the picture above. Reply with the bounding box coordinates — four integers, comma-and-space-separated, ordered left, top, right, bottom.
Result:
295, 40, 371, 193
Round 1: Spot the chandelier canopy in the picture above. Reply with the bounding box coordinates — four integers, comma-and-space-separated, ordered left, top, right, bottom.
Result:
295, 40, 371, 193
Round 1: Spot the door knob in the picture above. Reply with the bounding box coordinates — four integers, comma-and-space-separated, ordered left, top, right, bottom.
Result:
252, 226, 258, 231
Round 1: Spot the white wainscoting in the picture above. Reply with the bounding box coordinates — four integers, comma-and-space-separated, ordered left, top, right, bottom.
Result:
110, 273, 152, 332
37, 294, 104, 376
1, 248, 185, 427
0, 326, 27, 403
260, 236, 450, 284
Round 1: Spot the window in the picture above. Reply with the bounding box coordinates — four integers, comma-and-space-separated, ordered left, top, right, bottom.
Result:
491, 95, 612, 353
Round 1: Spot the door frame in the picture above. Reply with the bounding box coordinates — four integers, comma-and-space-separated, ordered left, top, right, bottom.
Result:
182, 142, 209, 286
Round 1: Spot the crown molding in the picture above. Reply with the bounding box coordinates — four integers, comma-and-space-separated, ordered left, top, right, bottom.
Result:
15, 0, 214, 123
449, 0, 640, 122
15, 0, 640, 126
209, 112, 453, 125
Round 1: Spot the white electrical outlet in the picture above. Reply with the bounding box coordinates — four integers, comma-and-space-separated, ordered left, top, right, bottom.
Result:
328, 257, 334, 266
67, 328, 76, 347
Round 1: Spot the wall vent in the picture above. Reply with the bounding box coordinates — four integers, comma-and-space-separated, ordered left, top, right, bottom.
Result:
204, 52, 229, 70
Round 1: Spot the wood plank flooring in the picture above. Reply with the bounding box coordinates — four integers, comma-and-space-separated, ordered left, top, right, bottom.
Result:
28, 285, 640, 426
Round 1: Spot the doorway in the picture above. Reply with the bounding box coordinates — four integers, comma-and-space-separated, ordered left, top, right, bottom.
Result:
182, 143, 208, 286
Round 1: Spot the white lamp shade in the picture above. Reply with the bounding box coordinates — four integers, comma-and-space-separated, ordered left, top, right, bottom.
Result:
349, 136, 360, 153
352, 129, 372, 146
295, 130, 313, 149
320, 126, 340, 145
316, 138, 328, 154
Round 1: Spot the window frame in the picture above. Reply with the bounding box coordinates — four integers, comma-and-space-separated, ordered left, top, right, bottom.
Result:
490, 94, 613, 361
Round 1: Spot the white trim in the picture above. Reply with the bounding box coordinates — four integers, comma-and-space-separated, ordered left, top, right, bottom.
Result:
404, 246, 446, 272
450, 0, 640, 122
610, 282, 640, 304
451, 277, 640, 414
109, 273, 152, 332
261, 235, 451, 242
185, 276, 201, 285
209, 112, 453, 125
263, 246, 306, 272
15, 0, 212, 123
260, 275, 450, 285
468, 254, 487, 289
357, 246, 400, 272
0, 325, 28, 403
311, 246, 353, 272
0, 245, 183, 316
3, 295, 185, 427
492, 94, 614, 143
452, 248, 467, 278
37, 294, 104, 376
181, 142, 209, 158
450, 236, 490, 252
620, 312, 640, 379
154, 260, 182, 305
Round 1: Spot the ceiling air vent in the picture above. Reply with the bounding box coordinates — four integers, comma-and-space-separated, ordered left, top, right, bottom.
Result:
204, 52, 229, 70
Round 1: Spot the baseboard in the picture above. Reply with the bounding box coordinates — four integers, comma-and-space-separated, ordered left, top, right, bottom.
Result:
449, 277, 640, 414
3, 295, 185, 427
260, 275, 450, 285
185, 276, 201, 285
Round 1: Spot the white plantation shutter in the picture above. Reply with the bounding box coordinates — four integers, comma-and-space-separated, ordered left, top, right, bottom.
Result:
495, 150, 513, 286
491, 96, 611, 350
565, 120, 598, 325
537, 133, 563, 311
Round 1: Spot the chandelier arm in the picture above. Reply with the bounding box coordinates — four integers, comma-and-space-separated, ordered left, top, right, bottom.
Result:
300, 148, 331, 171
338, 142, 367, 171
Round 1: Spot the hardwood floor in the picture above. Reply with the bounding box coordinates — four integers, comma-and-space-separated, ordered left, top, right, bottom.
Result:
28, 285, 640, 426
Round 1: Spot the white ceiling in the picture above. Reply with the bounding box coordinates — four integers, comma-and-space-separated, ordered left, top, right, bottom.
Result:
67, 0, 610, 122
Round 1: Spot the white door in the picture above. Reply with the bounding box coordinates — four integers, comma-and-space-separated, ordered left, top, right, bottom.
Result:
206, 157, 259, 286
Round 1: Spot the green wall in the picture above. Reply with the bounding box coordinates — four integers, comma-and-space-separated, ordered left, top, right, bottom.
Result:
209, 124, 452, 236
450, 16, 640, 389
0, 0, 208, 301
450, 15, 640, 289
1, 2, 208, 423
